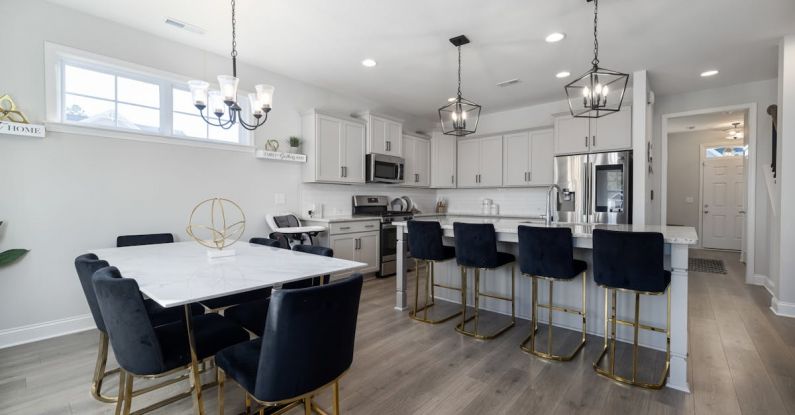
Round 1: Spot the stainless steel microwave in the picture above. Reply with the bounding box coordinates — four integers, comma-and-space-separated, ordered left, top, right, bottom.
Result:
366, 154, 404, 183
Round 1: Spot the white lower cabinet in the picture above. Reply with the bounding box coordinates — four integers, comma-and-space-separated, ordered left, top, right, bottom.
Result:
329, 231, 380, 276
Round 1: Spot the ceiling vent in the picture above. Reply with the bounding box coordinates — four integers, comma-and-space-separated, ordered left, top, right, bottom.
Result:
165, 18, 206, 35
496, 78, 521, 88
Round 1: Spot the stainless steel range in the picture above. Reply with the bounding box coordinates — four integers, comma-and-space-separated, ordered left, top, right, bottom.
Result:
352, 195, 413, 277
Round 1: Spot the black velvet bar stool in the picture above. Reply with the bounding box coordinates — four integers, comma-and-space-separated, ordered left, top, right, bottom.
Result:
517, 226, 587, 361
406, 220, 462, 324
453, 222, 516, 339
592, 229, 671, 389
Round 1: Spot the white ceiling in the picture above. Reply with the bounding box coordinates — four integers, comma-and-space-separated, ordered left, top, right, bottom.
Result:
47, 0, 794, 122
668, 111, 746, 133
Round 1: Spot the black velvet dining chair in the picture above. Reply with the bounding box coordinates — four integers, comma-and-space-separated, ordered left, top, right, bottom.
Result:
74, 253, 203, 403
116, 233, 175, 247
223, 244, 334, 336
92, 266, 249, 414
215, 274, 364, 415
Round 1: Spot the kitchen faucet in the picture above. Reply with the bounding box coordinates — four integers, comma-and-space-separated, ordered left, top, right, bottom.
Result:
545, 184, 561, 226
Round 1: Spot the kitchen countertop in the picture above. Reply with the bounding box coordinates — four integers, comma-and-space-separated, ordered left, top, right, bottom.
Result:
300, 216, 382, 224
395, 217, 698, 245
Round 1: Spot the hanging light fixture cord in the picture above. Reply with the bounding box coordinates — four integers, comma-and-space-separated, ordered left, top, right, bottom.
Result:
231, 0, 238, 77
592, 0, 599, 67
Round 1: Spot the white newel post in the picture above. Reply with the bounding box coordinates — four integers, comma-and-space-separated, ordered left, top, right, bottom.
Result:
668, 243, 690, 392
396, 228, 408, 310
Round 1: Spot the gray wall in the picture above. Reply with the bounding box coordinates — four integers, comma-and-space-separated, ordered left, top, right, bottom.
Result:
666, 130, 733, 231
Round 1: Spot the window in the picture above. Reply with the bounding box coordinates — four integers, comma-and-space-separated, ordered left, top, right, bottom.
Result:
705, 145, 748, 159
48, 43, 250, 146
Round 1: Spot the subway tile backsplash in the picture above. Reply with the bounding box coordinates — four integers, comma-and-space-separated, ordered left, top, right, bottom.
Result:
436, 187, 548, 216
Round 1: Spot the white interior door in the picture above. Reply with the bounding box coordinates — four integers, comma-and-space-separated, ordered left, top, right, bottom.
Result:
702, 155, 745, 250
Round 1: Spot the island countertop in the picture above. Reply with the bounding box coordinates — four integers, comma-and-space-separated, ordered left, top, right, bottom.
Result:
394, 217, 698, 245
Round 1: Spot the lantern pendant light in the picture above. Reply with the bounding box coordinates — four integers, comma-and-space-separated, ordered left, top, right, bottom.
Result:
564, 0, 629, 118
439, 35, 481, 136
187, 0, 274, 131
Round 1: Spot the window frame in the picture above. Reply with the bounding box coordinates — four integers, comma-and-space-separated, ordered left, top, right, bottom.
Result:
45, 42, 253, 150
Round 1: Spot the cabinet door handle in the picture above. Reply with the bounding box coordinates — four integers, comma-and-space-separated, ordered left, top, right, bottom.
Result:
528, 171, 532, 182
585, 136, 589, 148
340, 226, 351, 230
524, 172, 528, 181
344, 166, 348, 177
415, 173, 419, 183
451, 175, 455, 184
341, 166, 344, 178
365, 224, 375, 228
592, 135, 596, 147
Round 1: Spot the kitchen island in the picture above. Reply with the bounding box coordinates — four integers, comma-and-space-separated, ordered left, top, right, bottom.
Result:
394, 216, 697, 392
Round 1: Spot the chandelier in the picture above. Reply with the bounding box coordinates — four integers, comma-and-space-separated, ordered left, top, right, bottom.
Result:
564, 0, 629, 118
438, 35, 481, 136
188, 0, 274, 131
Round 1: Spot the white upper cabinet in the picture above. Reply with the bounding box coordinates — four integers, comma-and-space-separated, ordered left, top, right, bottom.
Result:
457, 136, 503, 188
402, 134, 430, 187
554, 106, 632, 155
502, 129, 554, 187
302, 110, 366, 184
357, 111, 403, 156
590, 106, 632, 152
431, 133, 457, 188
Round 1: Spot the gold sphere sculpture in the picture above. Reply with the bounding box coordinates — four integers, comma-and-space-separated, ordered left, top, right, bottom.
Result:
186, 198, 246, 250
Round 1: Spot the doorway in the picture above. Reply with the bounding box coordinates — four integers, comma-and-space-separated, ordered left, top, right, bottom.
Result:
661, 106, 753, 259
701, 143, 747, 250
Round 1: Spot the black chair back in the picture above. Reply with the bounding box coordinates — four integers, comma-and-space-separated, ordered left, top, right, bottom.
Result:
407, 220, 446, 261
273, 215, 300, 228
593, 229, 667, 293
75, 253, 110, 332
92, 266, 165, 375
453, 223, 498, 268
253, 274, 363, 402
518, 226, 577, 278
117, 233, 174, 247
249, 237, 283, 248
284, 245, 334, 288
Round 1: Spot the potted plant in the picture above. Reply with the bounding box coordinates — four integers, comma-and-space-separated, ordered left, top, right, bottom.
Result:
288, 136, 301, 153
0, 221, 28, 268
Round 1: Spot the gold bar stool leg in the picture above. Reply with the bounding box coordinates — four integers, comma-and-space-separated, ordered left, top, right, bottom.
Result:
409, 259, 462, 324
531, 277, 538, 352
610, 289, 617, 375
474, 268, 481, 334
581, 272, 587, 344
547, 280, 554, 355
218, 369, 225, 415
424, 260, 431, 321
632, 292, 640, 383
332, 381, 340, 415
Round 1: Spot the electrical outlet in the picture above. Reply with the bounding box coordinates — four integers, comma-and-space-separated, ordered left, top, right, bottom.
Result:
274, 193, 286, 205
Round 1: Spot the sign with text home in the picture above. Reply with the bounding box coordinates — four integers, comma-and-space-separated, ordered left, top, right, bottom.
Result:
0, 121, 46, 138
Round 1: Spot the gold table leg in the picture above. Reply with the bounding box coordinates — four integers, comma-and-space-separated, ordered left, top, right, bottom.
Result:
184, 304, 205, 415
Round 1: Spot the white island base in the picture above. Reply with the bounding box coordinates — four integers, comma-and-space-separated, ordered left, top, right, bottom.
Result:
394, 217, 698, 393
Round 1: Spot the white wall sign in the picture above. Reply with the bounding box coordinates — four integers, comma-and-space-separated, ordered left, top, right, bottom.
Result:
0, 121, 46, 138
255, 149, 307, 163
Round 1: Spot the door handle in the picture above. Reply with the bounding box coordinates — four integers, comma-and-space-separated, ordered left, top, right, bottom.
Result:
451, 175, 455, 184
528, 171, 532, 182
585, 136, 589, 148
704, 211, 709, 214
592, 135, 596, 147
341, 166, 344, 178
415, 173, 419, 183
739, 210, 746, 214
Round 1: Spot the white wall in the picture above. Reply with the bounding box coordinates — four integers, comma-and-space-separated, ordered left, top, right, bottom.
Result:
0, 0, 432, 341
652, 79, 778, 281
666, 130, 733, 230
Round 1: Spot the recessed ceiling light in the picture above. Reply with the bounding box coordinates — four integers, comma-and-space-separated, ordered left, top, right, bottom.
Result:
361, 58, 377, 68
700, 69, 719, 77
556, 71, 571, 79
448, 97, 456, 102
545, 32, 566, 43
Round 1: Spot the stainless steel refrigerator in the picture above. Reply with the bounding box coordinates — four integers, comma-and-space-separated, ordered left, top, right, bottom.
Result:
554, 151, 632, 224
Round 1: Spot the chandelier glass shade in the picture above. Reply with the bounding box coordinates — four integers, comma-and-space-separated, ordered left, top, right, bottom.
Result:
439, 35, 481, 136
188, 0, 274, 131
564, 0, 629, 119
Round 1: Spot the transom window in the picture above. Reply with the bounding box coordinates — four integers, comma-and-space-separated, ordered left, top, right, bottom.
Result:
705, 145, 748, 159
50, 44, 249, 146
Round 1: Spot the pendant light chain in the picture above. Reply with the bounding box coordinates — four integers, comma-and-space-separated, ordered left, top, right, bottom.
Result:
592, 0, 599, 67
231, 0, 238, 76
457, 46, 463, 98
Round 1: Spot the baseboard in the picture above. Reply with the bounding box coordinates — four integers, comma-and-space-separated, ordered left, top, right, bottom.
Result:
748, 274, 775, 296
770, 297, 795, 319
0, 314, 95, 349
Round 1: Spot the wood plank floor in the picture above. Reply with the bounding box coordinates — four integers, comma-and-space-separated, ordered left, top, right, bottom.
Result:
2, 249, 795, 415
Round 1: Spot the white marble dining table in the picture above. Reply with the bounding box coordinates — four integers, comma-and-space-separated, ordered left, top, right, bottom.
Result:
91, 240, 366, 415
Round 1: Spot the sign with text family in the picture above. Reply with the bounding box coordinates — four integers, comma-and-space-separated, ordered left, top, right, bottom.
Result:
0, 121, 46, 138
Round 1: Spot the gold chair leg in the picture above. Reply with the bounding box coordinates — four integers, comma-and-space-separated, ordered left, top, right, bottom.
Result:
122, 372, 134, 415
332, 381, 340, 415
218, 369, 225, 415
304, 397, 312, 415
521, 272, 586, 361
115, 369, 126, 415
474, 268, 480, 334
456, 266, 515, 340
632, 292, 640, 383
245, 394, 252, 415
92, 331, 122, 403
409, 260, 461, 324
